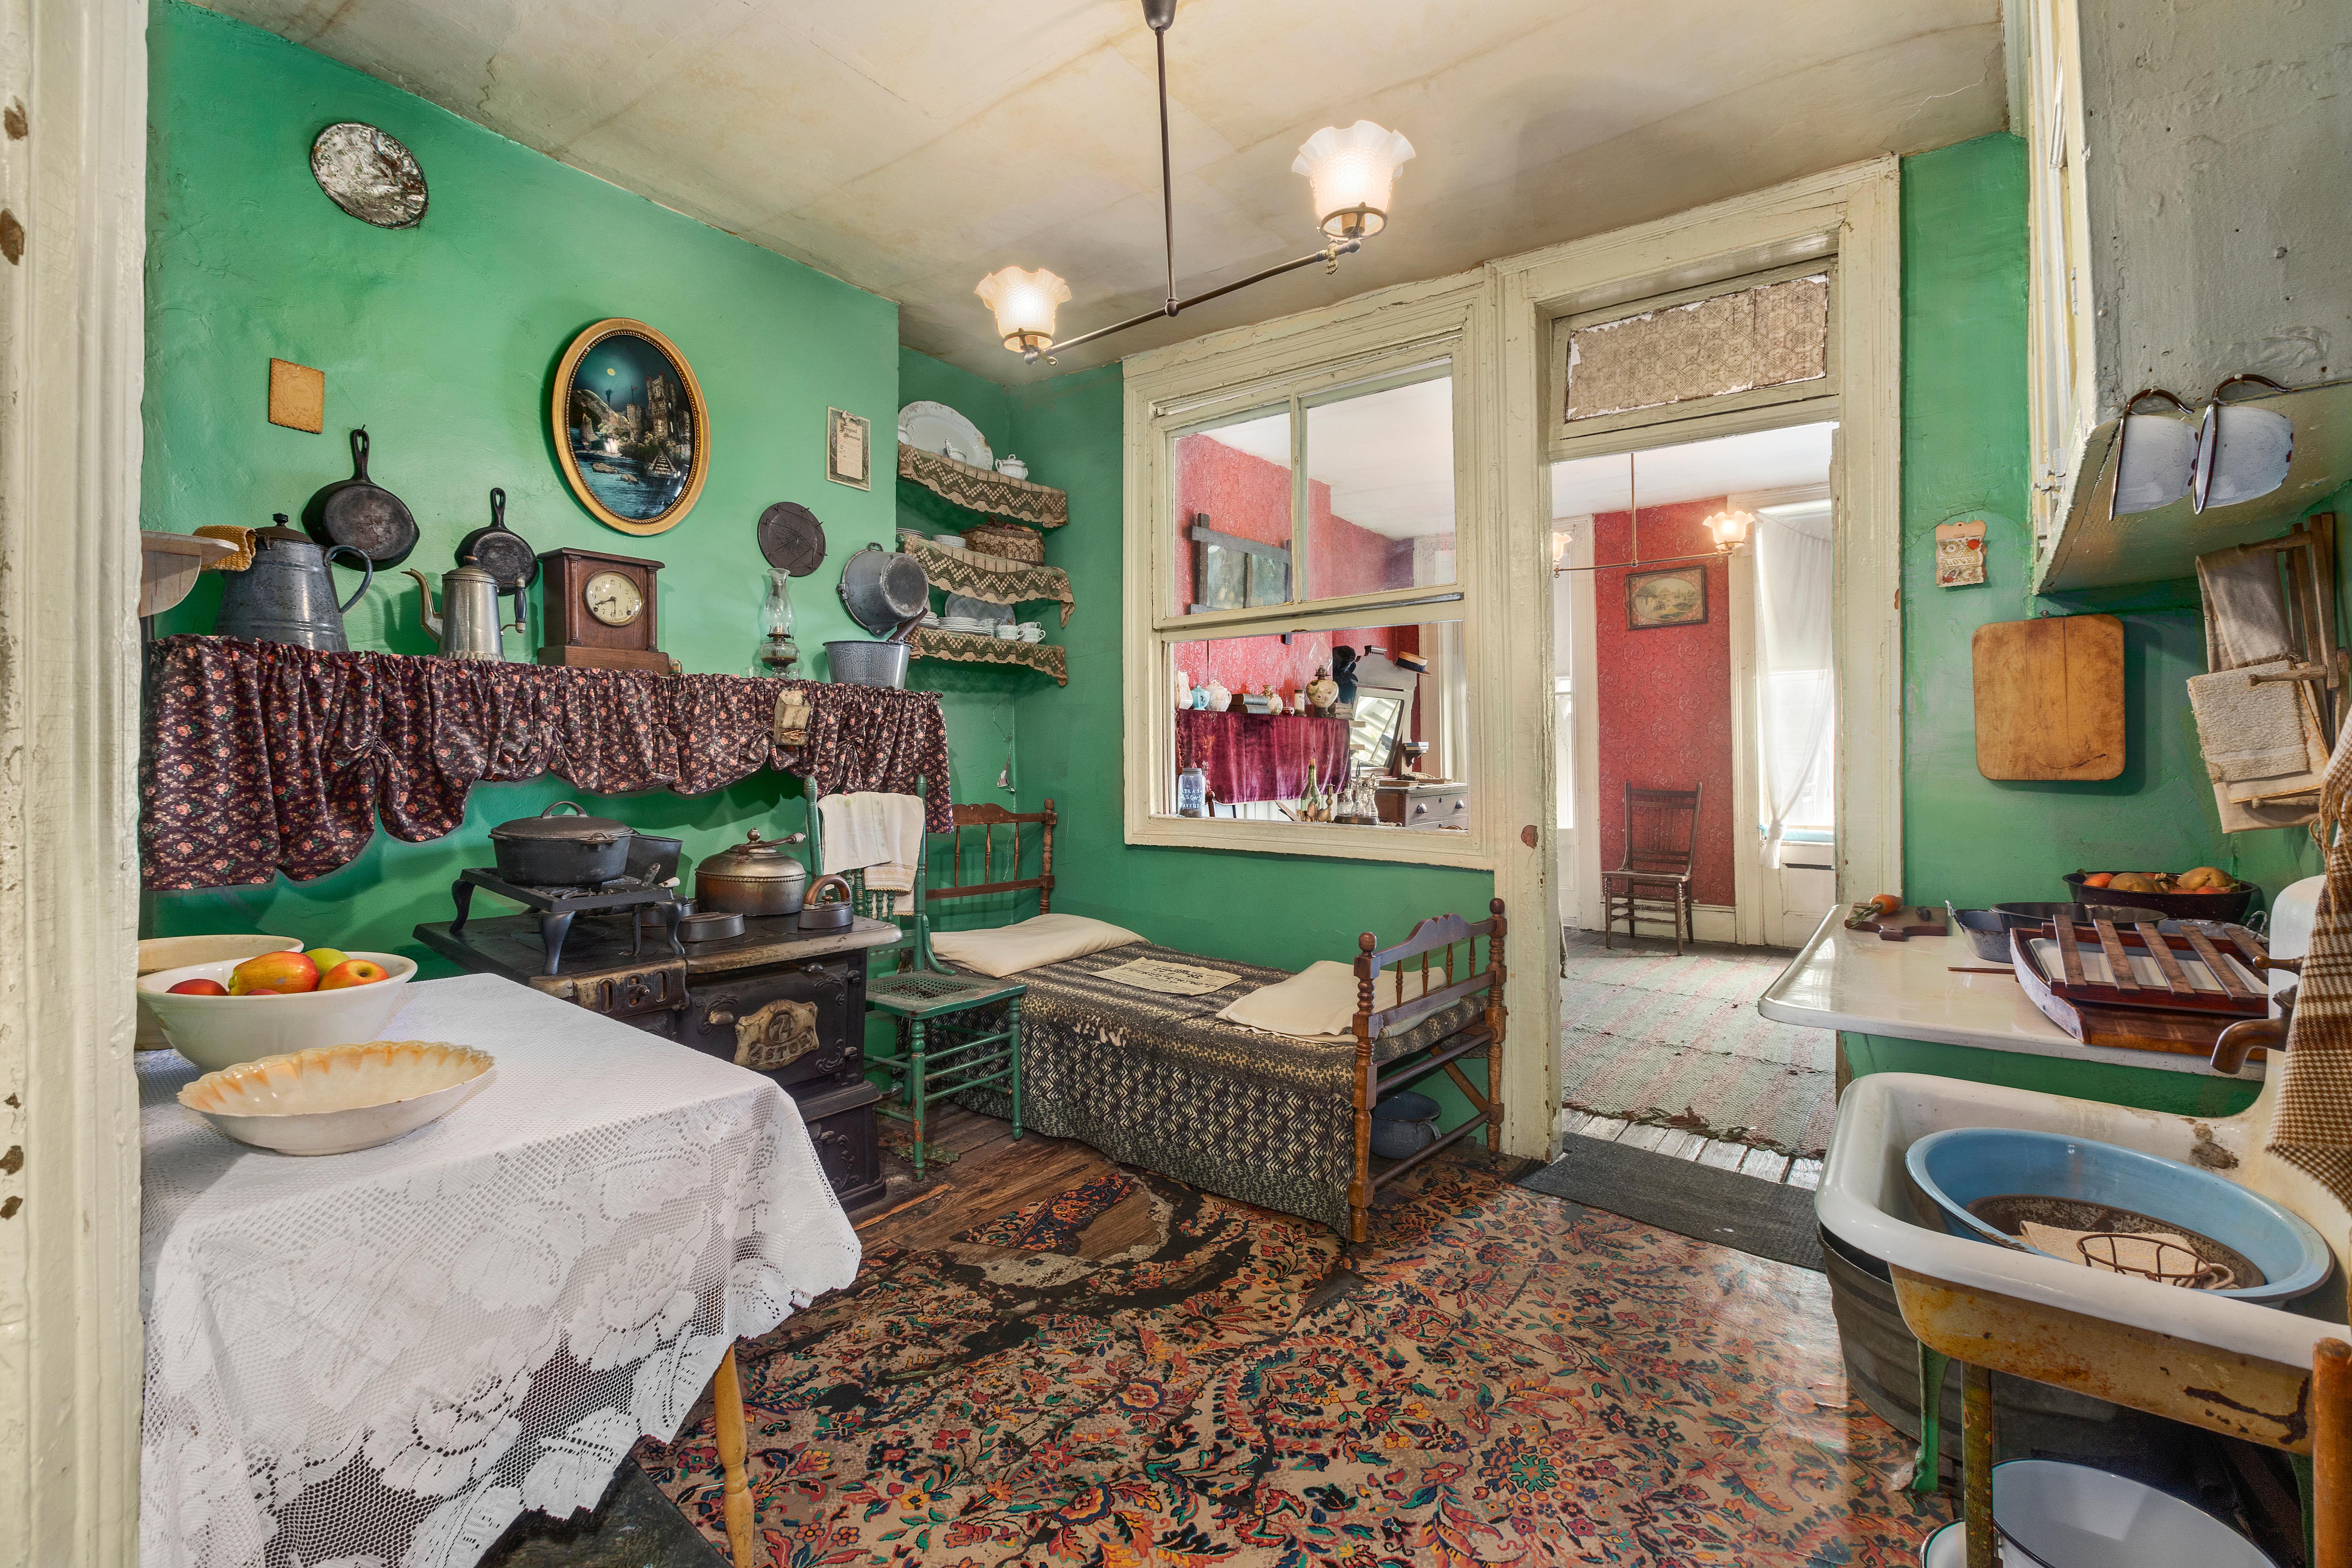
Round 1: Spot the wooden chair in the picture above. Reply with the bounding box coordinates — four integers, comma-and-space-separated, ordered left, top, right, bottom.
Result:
1601, 784, 1702, 954
863, 802, 1055, 1177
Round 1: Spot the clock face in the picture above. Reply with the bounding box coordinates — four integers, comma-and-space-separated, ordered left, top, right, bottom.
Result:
582, 569, 644, 627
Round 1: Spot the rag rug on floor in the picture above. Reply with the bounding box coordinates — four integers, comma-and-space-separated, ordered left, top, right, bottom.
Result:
1560, 939, 1837, 1156
636, 1161, 1944, 1566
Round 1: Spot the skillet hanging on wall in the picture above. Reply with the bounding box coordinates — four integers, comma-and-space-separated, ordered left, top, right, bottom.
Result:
302, 428, 419, 568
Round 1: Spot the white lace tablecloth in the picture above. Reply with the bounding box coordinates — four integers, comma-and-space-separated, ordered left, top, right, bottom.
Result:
138, 974, 863, 1568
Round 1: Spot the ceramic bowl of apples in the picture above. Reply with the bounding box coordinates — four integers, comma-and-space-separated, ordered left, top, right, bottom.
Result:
2064, 867, 2256, 925
137, 944, 418, 1072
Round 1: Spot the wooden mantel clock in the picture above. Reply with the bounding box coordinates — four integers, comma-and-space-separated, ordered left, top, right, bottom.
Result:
537, 547, 678, 674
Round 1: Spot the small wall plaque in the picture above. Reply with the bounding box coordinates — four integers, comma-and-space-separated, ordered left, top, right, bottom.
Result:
826, 407, 871, 490
267, 358, 324, 433
1936, 517, 1988, 587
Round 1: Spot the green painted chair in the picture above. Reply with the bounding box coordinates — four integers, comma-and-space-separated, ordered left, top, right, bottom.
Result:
860, 801, 1055, 1176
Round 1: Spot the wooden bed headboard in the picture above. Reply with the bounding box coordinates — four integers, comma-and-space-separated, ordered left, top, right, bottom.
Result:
924, 800, 1055, 915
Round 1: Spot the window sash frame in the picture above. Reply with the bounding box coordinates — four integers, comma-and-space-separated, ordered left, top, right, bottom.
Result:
1122, 273, 1499, 869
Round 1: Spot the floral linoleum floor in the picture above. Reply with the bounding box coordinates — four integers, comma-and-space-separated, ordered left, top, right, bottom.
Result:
636, 1160, 1946, 1566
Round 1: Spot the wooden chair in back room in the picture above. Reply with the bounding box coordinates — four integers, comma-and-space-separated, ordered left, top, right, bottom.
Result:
1601, 784, 1702, 954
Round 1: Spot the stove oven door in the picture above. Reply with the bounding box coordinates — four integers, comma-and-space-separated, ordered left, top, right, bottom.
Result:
678, 957, 863, 1093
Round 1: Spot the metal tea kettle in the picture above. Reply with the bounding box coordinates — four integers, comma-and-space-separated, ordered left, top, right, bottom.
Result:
404, 557, 527, 660
214, 515, 374, 651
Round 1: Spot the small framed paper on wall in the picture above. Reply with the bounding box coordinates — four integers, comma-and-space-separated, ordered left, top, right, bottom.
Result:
826, 407, 871, 490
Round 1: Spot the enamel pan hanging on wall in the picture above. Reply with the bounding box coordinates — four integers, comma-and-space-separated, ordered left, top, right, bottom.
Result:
550, 318, 710, 537
310, 123, 428, 229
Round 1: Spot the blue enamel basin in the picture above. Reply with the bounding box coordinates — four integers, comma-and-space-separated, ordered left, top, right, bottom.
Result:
1906, 1127, 2332, 1306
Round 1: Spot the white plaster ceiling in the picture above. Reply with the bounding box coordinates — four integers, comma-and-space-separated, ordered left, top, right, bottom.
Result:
1196, 375, 1454, 537
203, 0, 2006, 383
1550, 420, 1835, 516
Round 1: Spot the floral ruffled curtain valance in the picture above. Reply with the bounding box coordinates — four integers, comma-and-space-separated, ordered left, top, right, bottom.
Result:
141, 635, 952, 890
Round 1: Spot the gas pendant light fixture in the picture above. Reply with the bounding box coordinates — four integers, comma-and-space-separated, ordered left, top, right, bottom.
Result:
976, 0, 1414, 364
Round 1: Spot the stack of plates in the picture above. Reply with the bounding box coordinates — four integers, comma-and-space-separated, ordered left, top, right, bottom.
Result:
938, 616, 990, 636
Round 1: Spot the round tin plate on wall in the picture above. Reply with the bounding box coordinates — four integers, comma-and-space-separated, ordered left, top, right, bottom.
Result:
310, 122, 428, 229
756, 502, 828, 576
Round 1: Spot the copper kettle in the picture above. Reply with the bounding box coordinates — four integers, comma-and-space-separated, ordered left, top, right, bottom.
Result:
694, 830, 808, 916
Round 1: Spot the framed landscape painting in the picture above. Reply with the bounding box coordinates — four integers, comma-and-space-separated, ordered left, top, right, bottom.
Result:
551, 318, 709, 536
1626, 564, 1707, 629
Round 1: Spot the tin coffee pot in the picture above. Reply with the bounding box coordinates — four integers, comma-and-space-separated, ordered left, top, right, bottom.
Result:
214, 514, 374, 651
404, 558, 527, 660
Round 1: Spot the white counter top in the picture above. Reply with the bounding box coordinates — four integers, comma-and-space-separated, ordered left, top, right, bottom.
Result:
1758, 908, 2263, 1081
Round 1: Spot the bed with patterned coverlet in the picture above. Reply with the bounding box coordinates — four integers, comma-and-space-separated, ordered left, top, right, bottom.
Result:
945, 941, 1488, 1234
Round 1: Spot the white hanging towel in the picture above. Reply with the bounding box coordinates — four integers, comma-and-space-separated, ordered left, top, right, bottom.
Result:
817, 792, 925, 911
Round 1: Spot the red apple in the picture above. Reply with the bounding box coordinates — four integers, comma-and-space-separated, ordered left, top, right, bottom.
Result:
228, 951, 319, 995
317, 959, 389, 990
166, 978, 230, 996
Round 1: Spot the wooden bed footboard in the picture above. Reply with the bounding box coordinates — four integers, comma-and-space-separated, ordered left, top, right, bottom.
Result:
1348, 898, 1507, 1244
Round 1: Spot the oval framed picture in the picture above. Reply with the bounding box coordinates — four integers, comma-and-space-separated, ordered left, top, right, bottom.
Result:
550, 318, 709, 536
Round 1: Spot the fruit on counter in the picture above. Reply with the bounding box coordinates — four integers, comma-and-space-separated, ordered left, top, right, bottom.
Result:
226, 950, 319, 995
2075, 867, 2242, 895
317, 959, 390, 990
1867, 893, 1903, 916
303, 947, 352, 975
167, 978, 230, 996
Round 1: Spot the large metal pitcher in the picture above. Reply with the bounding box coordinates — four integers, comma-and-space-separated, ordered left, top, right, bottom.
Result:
404, 558, 526, 660
214, 515, 373, 651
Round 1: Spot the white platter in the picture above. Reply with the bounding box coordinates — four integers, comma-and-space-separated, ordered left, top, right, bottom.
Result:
897, 400, 992, 469
179, 1039, 496, 1156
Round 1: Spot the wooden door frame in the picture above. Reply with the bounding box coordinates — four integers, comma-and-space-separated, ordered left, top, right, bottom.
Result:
0, 0, 149, 1559
1492, 158, 1904, 1159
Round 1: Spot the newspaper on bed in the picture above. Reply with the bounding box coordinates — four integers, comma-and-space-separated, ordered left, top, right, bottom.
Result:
1091, 955, 1244, 996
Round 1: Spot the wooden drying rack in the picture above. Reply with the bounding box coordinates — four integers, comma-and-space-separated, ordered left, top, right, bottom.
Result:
2235, 514, 2346, 745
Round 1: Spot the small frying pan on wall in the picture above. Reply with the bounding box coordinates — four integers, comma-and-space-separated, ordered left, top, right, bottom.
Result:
455, 488, 539, 592
303, 428, 419, 568
454, 488, 538, 632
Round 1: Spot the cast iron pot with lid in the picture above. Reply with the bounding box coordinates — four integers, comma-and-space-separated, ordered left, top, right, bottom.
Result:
489, 801, 634, 887
694, 829, 810, 917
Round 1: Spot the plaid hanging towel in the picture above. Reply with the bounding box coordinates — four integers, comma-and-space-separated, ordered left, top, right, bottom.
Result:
2269, 718, 2352, 1201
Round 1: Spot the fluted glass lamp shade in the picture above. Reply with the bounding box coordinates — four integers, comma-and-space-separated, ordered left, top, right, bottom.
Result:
1292, 121, 1416, 239
1703, 507, 1755, 552
975, 267, 1072, 354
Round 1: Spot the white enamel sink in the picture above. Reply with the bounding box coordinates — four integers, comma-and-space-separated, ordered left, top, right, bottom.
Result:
1818, 1070, 2348, 1369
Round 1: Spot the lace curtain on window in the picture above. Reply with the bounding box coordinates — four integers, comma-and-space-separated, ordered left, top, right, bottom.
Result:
1754, 503, 1835, 846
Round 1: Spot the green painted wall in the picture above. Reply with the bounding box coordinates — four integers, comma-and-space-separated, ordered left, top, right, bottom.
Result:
138, 4, 974, 972
1002, 366, 1497, 973
1899, 135, 2331, 916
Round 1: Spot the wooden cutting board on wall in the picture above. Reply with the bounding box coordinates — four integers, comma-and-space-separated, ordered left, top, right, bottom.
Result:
1973, 615, 2126, 780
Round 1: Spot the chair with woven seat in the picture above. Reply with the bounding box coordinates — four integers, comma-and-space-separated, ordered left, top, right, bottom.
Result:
862, 802, 1055, 1176
1601, 784, 1702, 954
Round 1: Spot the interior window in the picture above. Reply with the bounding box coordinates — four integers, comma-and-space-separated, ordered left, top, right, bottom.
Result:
1172, 406, 1294, 617
1167, 621, 1468, 831
1300, 370, 1455, 598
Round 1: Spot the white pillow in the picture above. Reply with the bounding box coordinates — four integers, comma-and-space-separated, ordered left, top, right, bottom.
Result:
932, 913, 1144, 978
1217, 961, 1416, 1041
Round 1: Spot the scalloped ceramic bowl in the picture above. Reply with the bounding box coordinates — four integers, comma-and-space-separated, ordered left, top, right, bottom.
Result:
178, 1040, 496, 1155
137, 951, 418, 1071
135, 934, 301, 1050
